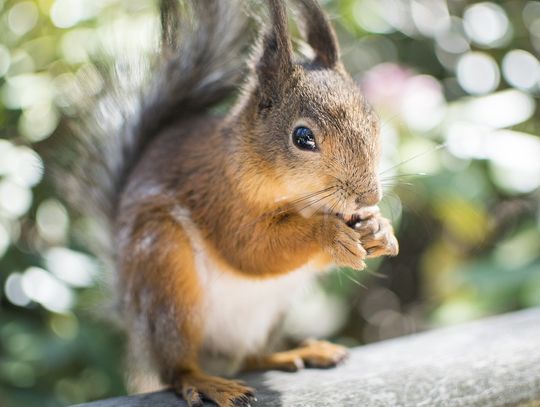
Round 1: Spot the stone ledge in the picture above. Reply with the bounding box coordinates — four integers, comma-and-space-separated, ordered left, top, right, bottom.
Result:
75, 307, 540, 407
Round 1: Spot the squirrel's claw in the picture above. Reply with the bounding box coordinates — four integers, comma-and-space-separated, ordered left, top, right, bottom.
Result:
182, 384, 203, 407
177, 372, 256, 407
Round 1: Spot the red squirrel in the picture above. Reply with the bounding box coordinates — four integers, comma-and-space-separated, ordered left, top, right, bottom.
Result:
56, 0, 399, 406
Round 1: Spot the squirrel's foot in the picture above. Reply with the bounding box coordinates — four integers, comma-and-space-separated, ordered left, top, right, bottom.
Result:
352, 207, 399, 258
176, 372, 256, 407
244, 340, 348, 372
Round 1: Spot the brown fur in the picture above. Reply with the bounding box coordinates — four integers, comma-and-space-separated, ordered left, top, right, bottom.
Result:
112, 1, 398, 406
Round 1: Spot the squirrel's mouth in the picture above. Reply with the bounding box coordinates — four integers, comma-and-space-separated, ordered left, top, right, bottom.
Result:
335, 212, 361, 227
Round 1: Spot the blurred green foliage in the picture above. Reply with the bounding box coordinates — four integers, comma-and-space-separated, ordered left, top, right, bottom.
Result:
0, 0, 539, 405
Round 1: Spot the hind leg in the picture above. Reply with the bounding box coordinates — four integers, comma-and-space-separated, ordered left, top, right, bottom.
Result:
120, 205, 255, 407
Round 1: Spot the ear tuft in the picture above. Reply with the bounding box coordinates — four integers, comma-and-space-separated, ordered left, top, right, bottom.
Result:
296, 0, 340, 68
160, 0, 180, 52
255, 0, 294, 96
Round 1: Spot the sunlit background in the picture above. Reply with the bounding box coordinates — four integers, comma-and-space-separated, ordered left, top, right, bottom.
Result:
0, 0, 539, 405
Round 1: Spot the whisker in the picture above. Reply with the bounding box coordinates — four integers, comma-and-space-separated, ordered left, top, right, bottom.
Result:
379, 112, 401, 132
380, 172, 427, 181
278, 188, 338, 216
379, 143, 446, 175
341, 268, 366, 288
244, 191, 339, 250
380, 191, 402, 211
381, 182, 414, 188
281, 188, 338, 212
293, 191, 336, 216
319, 199, 337, 230
363, 268, 387, 279
276, 186, 336, 206
236, 186, 338, 233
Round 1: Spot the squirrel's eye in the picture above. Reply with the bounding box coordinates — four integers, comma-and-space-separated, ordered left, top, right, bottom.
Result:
292, 126, 318, 152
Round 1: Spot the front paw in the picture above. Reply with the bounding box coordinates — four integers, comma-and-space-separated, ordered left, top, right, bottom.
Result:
320, 217, 367, 270
352, 208, 399, 258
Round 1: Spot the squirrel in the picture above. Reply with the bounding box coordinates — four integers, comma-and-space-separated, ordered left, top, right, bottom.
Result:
54, 0, 399, 406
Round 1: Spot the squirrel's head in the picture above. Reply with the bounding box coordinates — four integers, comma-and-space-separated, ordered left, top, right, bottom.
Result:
235, 0, 381, 220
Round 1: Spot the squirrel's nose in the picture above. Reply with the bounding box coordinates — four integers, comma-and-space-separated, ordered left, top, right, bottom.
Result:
355, 189, 381, 207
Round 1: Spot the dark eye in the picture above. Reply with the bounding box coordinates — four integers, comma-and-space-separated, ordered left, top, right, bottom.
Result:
292, 126, 318, 152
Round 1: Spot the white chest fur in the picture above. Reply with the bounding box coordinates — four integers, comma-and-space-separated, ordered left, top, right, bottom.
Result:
198, 257, 315, 372
173, 207, 316, 374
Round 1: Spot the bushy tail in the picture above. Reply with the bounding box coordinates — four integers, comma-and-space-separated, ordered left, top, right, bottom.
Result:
51, 0, 250, 256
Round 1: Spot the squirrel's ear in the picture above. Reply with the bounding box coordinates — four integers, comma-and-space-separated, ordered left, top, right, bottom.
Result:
256, 0, 294, 94
297, 0, 340, 68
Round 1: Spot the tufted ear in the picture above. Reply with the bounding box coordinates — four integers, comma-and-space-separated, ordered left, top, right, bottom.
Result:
297, 0, 340, 68
255, 0, 294, 98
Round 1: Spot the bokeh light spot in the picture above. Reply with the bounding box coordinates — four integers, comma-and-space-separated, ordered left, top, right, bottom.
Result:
37, 199, 69, 243
456, 52, 500, 95
447, 126, 540, 193
8, 1, 39, 36
19, 102, 59, 142
400, 75, 446, 132
523, 1, 540, 30
21, 267, 74, 313
46, 247, 97, 288
488, 131, 540, 193
50, 0, 85, 28
435, 17, 470, 54
463, 2, 510, 47
411, 0, 450, 38
2, 73, 54, 110
6, 146, 43, 187
61, 28, 94, 64
353, 0, 395, 34
4, 273, 31, 307
458, 89, 535, 129
5, 49, 34, 76
502, 50, 540, 91
50, 312, 79, 340
0, 180, 32, 219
